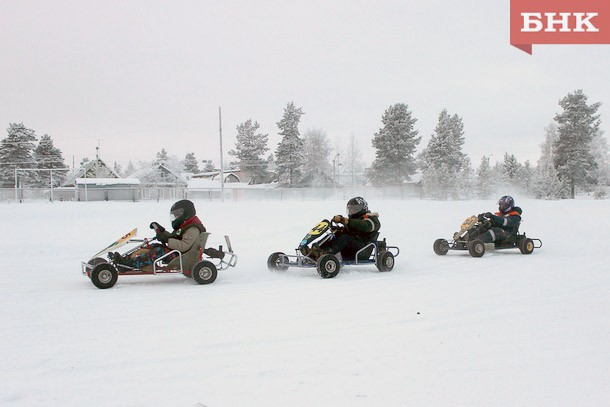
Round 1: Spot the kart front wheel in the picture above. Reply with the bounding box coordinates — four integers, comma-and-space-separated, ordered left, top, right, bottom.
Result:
91, 263, 118, 289
267, 252, 289, 271
468, 240, 485, 258
376, 250, 395, 272
317, 254, 340, 279
433, 239, 449, 255
519, 238, 535, 254
193, 261, 217, 285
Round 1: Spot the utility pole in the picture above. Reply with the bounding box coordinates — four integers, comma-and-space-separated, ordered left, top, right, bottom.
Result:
219, 106, 224, 202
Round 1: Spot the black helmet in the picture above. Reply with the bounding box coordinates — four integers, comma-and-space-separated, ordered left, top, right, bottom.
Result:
170, 199, 196, 229
347, 197, 369, 219
498, 195, 515, 214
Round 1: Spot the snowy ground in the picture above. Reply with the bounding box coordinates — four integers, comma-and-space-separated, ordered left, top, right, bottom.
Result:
1, 198, 609, 406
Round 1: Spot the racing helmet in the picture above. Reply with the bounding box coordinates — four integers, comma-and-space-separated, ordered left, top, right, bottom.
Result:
498, 195, 515, 214
347, 197, 369, 219
170, 199, 196, 229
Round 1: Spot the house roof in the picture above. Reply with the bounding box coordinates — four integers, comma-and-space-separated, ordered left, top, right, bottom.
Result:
62, 158, 120, 187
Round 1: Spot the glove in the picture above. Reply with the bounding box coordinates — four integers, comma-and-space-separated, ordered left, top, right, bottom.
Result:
332, 215, 347, 225
484, 212, 493, 219
157, 230, 171, 244
149, 222, 165, 233
477, 213, 485, 222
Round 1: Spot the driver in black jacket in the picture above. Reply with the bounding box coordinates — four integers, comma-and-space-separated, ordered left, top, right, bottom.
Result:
317, 197, 381, 260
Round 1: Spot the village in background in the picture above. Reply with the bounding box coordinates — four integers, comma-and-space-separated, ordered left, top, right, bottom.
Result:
0, 91, 608, 203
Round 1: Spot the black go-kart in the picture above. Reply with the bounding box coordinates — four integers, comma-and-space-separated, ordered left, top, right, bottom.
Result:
433, 215, 542, 258
267, 219, 400, 278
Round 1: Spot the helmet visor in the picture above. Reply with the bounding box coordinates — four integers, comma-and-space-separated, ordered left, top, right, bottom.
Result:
170, 207, 184, 221
347, 203, 364, 216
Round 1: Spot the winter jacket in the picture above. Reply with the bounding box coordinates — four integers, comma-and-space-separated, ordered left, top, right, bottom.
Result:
344, 212, 381, 244
488, 207, 522, 237
166, 215, 209, 270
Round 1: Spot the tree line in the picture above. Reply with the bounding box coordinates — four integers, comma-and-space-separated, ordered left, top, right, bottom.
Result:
1, 90, 607, 199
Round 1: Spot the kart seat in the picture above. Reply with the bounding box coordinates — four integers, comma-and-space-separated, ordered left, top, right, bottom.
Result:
356, 232, 380, 261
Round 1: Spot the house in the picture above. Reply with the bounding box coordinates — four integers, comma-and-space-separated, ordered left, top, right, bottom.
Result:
62, 158, 121, 187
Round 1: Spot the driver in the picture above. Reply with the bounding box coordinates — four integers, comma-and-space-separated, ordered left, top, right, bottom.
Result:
315, 197, 381, 260
471, 195, 522, 244
111, 199, 207, 270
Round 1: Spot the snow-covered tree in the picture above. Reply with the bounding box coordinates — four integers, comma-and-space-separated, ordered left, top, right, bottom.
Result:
274, 102, 304, 187
419, 109, 466, 199
124, 161, 136, 176
229, 119, 270, 184
301, 128, 332, 187
343, 133, 365, 186
155, 148, 169, 165
202, 160, 215, 172
475, 155, 495, 199
367, 103, 420, 186
532, 124, 566, 199
33, 134, 68, 187
0, 123, 38, 187
589, 129, 609, 199
553, 90, 601, 198
183, 152, 200, 174
499, 153, 522, 184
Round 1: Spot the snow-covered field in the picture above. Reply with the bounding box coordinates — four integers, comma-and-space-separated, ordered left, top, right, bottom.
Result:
1, 198, 609, 406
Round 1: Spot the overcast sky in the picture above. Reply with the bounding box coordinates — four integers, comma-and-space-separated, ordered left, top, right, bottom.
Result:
1, 0, 609, 170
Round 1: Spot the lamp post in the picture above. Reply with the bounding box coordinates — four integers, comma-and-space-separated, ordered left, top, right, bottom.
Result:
332, 153, 340, 190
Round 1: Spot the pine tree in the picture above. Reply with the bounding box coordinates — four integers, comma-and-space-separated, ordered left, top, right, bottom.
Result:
419, 109, 466, 198
33, 134, 68, 187
229, 119, 270, 184
532, 124, 566, 199
475, 156, 495, 199
301, 128, 332, 187
367, 103, 420, 186
202, 160, 215, 172
500, 153, 522, 183
155, 148, 169, 165
589, 130, 609, 199
274, 102, 304, 187
553, 89, 601, 198
125, 161, 136, 176
344, 133, 365, 186
184, 152, 200, 174
0, 123, 38, 187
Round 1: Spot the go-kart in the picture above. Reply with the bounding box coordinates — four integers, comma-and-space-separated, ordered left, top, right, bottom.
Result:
81, 228, 237, 289
267, 219, 399, 278
433, 215, 542, 258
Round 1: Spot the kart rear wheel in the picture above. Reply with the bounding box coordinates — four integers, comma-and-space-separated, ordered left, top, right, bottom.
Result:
376, 250, 395, 272
433, 239, 450, 255
192, 260, 217, 284
317, 254, 340, 279
267, 252, 289, 271
91, 263, 118, 289
519, 238, 535, 254
468, 240, 485, 258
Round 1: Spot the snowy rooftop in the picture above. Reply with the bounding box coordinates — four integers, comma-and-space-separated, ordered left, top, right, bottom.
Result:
75, 177, 141, 186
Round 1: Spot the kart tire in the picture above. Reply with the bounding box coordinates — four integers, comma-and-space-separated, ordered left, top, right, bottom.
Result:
193, 260, 217, 285
433, 239, 450, 255
88, 257, 108, 266
519, 238, 535, 254
376, 250, 395, 272
317, 254, 340, 279
468, 240, 485, 258
267, 252, 289, 271
91, 263, 118, 289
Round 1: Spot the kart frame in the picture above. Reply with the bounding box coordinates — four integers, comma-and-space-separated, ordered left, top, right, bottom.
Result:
82, 235, 237, 288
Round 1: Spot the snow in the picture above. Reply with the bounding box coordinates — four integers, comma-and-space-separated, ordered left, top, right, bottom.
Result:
1, 198, 609, 406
